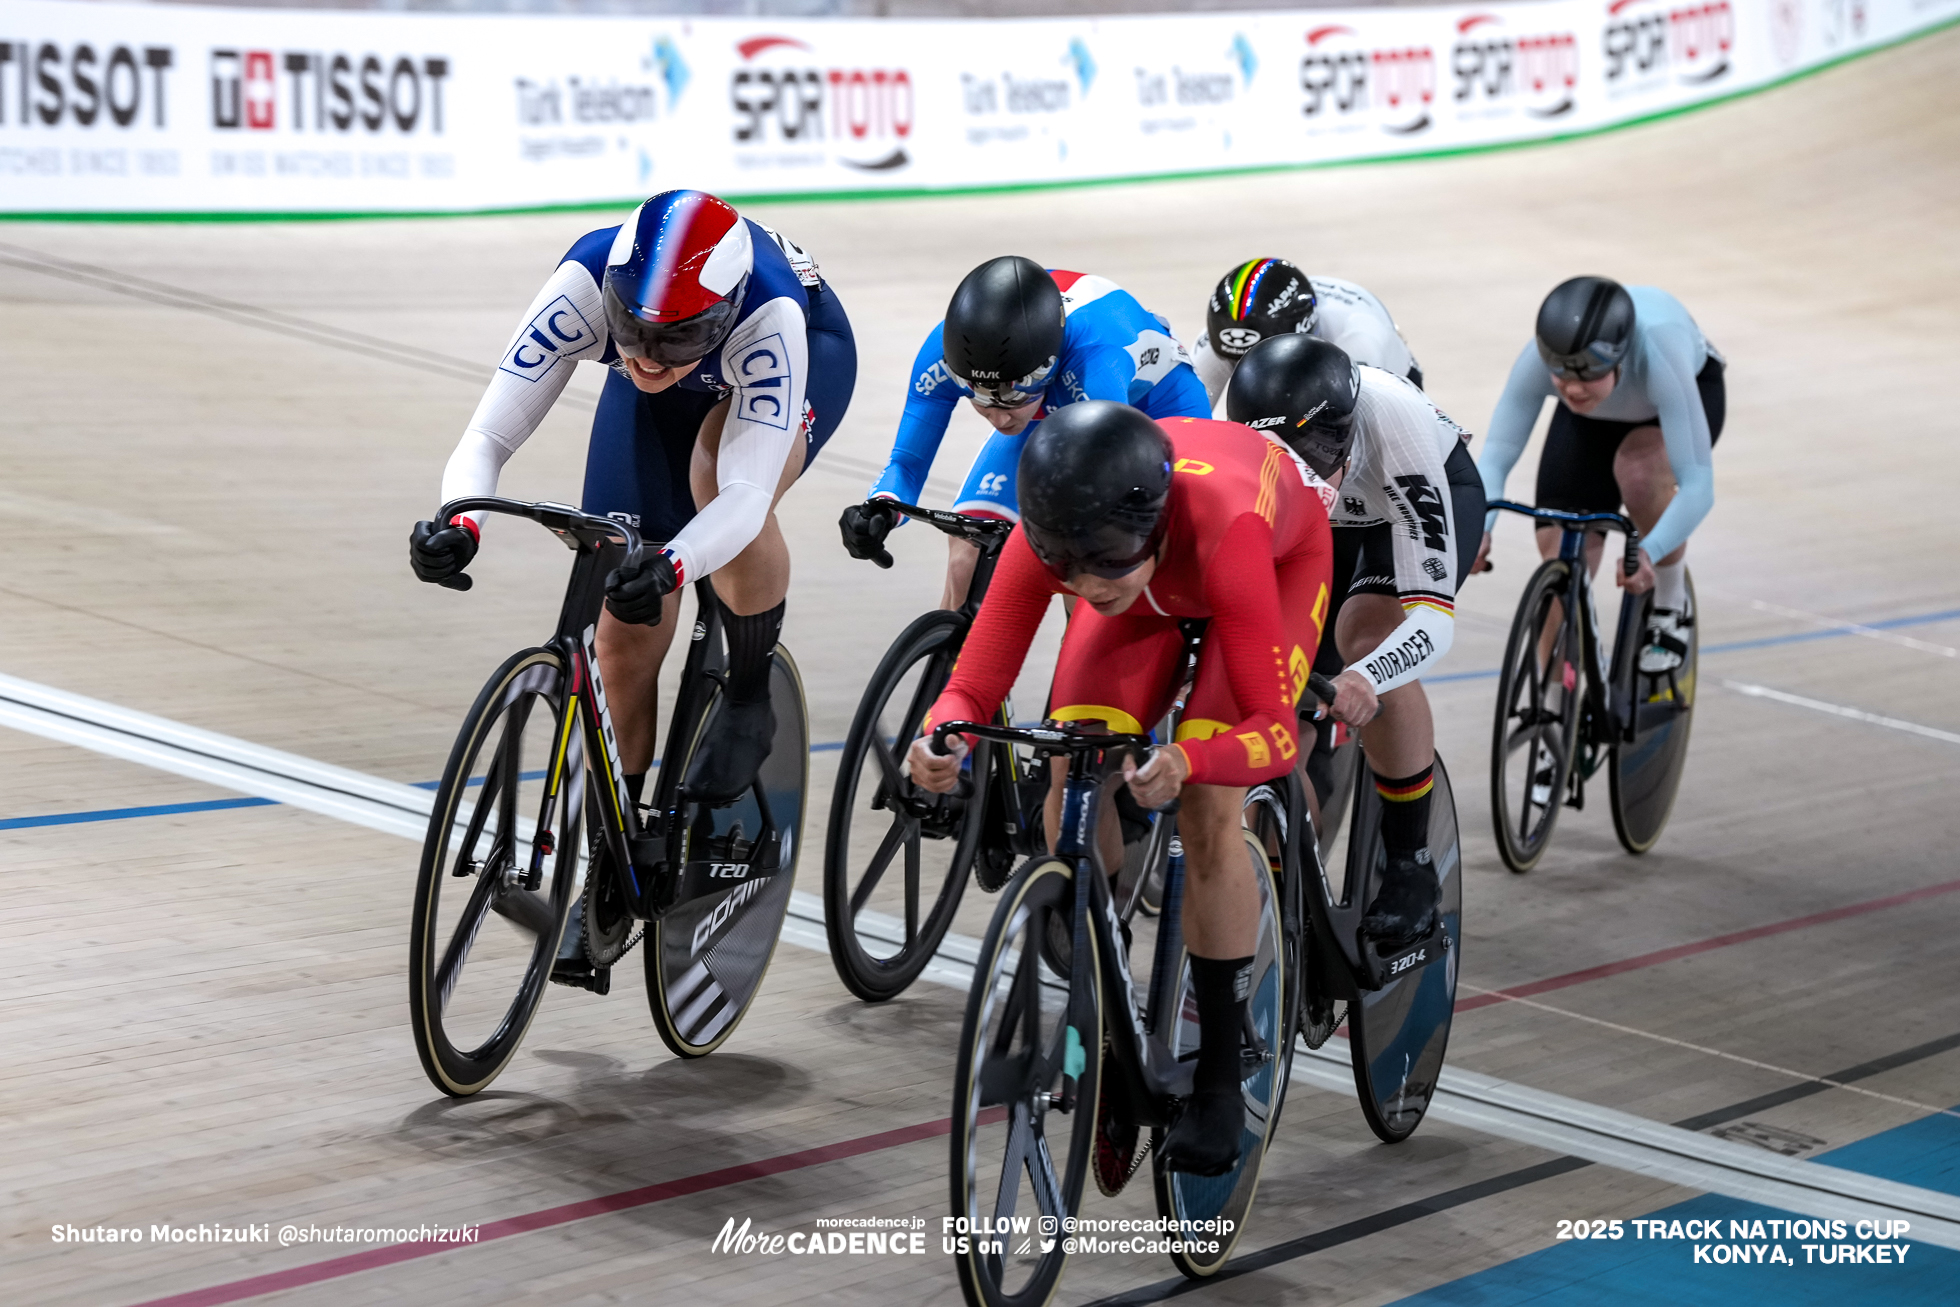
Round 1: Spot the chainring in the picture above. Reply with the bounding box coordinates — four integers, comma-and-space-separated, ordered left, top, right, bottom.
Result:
582, 845, 640, 968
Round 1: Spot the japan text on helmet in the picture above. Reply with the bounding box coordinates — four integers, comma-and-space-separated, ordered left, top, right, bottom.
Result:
1017, 401, 1174, 582
1206, 258, 1318, 361
942, 256, 1066, 407
1535, 276, 1636, 381
602, 190, 752, 367
1224, 334, 1360, 479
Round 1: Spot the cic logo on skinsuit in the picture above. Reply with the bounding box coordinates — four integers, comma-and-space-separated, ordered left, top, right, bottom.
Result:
1300, 26, 1435, 136
729, 34, 913, 172
1603, 0, 1734, 93
500, 296, 595, 381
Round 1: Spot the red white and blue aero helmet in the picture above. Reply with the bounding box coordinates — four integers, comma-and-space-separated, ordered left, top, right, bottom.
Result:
602, 190, 753, 366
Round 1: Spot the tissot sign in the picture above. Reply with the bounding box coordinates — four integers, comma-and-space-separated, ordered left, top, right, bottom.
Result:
0, 0, 1944, 213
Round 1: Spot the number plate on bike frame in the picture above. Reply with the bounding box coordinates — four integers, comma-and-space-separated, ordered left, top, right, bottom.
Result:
1360, 920, 1451, 992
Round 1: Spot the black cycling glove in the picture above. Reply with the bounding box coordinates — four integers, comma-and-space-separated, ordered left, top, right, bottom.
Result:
409, 519, 478, 586
605, 553, 678, 625
838, 500, 897, 569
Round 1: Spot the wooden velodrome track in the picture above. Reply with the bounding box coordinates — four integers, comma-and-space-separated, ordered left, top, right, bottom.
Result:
4, 25, 1958, 1307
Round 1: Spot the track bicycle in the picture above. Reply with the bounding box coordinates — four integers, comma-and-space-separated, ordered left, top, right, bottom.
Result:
824, 500, 1173, 1001
1487, 501, 1699, 872
946, 674, 1460, 1305
407, 496, 808, 1096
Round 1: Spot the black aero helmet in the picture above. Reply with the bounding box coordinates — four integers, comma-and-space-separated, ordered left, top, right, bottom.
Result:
942, 256, 1066, 406
1206, 258, 1318, 361
1017, 401, 1174, 582
1535, 276, 1636, 381
1225, 334, 1361, 479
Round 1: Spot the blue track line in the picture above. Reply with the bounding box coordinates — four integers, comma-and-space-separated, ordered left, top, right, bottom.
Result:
0, 796, 278, 830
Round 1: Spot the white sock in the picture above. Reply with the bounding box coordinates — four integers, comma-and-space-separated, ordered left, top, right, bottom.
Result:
1653, 560, 1687, 612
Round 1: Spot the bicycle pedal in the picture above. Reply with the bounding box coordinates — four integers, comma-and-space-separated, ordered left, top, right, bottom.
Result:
549, 958, 611, 995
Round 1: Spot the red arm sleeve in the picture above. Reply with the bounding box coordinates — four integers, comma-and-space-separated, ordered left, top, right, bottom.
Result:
923, 529, 1059, 738
1174, 514, 1304, 786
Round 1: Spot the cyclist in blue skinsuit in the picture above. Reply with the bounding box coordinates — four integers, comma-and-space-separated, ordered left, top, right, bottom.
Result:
837, 256, 1211, 606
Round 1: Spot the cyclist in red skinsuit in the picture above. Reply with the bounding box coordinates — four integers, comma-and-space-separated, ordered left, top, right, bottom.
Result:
909, 404, 1334, 1176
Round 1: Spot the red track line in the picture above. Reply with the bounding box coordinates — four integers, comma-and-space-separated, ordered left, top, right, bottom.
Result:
123, 876, 1960, 1307
124, 1116, 958, 1307
1455, 874, 1960, 1013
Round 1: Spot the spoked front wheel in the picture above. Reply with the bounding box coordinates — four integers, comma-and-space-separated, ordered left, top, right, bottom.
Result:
1491, 559, 1583, 873
1611, 572, 1698, 854
951, 857, 1101, 1307
645, 648, 808, 1058
1153, 829, 1289, 1279
825, 609, 984, 1001
409, 648, 582, 1096
1344, 757, 1461, 1143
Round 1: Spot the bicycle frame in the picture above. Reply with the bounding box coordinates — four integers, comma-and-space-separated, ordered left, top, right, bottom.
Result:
436, 495, 768, 925
882, 500, 1045, 856
1489, 501, 1649, 751
937, 721, 1196, 1128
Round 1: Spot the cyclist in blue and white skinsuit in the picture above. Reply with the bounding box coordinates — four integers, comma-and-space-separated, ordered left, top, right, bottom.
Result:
410, 189, 856, 818
837, 257, 1211, 607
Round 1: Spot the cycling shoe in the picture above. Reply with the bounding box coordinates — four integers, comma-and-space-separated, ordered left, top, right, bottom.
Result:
1159, 1087, 1245, 1177
684, 696, 775, 805
1360, 849, 1440, 946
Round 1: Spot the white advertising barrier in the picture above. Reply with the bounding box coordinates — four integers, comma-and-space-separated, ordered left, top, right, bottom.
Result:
0, 0, 1953, 214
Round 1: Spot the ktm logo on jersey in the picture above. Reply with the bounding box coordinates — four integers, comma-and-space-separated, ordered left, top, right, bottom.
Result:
1173, 458, 1215, 476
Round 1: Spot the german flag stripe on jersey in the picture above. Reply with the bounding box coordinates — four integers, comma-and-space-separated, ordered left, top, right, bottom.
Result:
1400, 590, 1454, 620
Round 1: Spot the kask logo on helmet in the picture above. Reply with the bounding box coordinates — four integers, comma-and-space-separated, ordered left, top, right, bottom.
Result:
729, 35, 913, 173
1603, 0, 1733, 91
1451, 14, 1578, 119
1300, 26, 1435, 136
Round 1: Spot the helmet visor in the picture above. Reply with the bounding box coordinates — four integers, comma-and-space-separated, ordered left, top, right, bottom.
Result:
1539, 340, 1623, 383
1284, 414, 1354, 481
1022, 516, 1162, 583
605, 287, 740, 367
959, 356, 1057, 409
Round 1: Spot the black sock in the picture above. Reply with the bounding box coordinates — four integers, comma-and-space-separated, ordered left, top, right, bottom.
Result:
723, 600, 785, 704
1373, 764, 1434, 859
1188, 954, 1253, 1095
624, 771, 646, 806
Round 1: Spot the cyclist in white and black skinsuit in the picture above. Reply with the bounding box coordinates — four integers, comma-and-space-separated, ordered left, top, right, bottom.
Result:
1192, 258, 1424, 407
1227, 335, 1484, 945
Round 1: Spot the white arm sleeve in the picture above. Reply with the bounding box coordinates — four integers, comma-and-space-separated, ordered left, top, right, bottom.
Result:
661, 296, 809, 583
1191, 333, 1235, 412
439, 259, 608, 527
1345, 379, 1461, 694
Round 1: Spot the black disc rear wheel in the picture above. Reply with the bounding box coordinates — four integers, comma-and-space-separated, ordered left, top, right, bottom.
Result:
1491, 559, 1583, 874
645, 649, 807, 1057
1611, 572, 1699, 853
1344, 757, 1461, 1144
825, 609, 984, 1001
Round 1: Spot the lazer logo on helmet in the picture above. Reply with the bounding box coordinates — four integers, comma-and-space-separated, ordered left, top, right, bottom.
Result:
1247, 416, 1286, 429
501, 295, 596, 381
1219, 327, 1262, 352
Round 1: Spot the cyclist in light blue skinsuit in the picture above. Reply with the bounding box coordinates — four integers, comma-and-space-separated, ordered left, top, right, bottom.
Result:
837, 257, 1212, 607
1472, 277, 1724, 674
